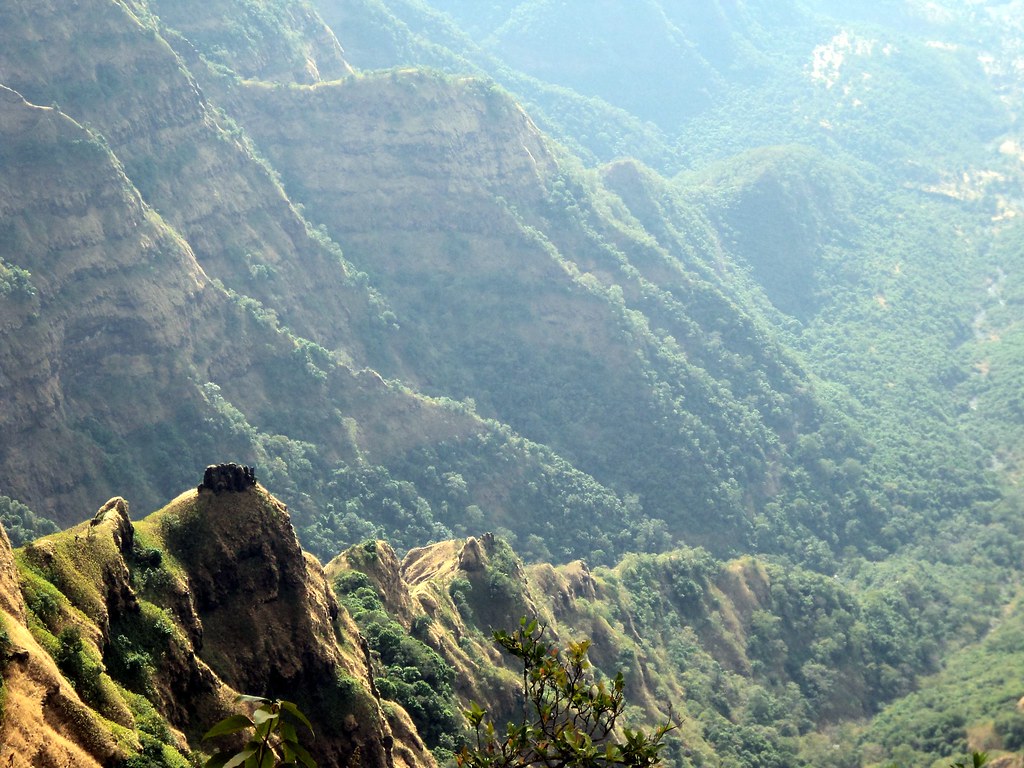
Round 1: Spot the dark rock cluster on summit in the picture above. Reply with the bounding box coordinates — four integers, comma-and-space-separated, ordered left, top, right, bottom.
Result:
199, 463, 256, 494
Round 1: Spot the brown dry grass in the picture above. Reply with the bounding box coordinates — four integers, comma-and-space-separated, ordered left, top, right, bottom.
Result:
0, 614, 117, 767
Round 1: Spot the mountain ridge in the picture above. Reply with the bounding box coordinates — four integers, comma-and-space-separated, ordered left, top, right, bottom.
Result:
0, 472, 436, 768
5, 467, 1015, 766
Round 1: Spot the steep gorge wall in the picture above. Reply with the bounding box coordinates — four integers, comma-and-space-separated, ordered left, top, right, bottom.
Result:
0, 0, 379, 358
219, 70, 859, 557
149, 0, 354, 83
0, 85, 219, 519
0, 0, 639, 564
0, 79, 482, 531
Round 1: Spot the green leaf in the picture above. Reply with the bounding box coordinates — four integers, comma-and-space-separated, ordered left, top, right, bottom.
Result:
291, 742, 318, 768
204, 715, 255, 740
280, 721, 298, 745
221, 747, 256, 768
280, 700, 315, 733
204, 751, 235, 768
253, 707, 279, 726
465, 701, 487, 727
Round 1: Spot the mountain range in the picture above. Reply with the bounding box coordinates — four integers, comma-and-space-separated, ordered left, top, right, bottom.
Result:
2, 1, 1024, 766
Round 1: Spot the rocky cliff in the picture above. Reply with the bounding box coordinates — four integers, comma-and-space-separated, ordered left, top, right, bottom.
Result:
0, 468, 435, 768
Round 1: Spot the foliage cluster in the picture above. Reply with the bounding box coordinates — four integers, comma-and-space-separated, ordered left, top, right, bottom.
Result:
0, 494, 59, 548
598, 537, 1019, 767
390, 428, 647, 565
459, 619, 671, 768
121, 690, 196, 768
0, 257, 35, 298
333, 569, 463, 757
105, 601, 177, 696
202, 694, 317, 768
859, 588, 1024, 765
54, 625, 104, 706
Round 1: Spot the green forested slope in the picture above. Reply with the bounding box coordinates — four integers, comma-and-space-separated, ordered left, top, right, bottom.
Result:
216, 70, 904, 563
0, 28, 635, 564
3, 0, 1024, 765
320, 498, 1024, 768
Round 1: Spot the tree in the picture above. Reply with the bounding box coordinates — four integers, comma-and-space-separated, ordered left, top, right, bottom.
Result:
951, 752, 987, 768
203, 695, 316, 768
458, 619, 672, 768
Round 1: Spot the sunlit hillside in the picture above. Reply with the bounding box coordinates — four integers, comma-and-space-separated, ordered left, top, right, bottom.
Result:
2, 1, 1024, 767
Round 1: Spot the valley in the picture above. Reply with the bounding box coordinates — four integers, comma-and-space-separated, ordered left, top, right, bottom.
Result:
2, 1, 1024, 767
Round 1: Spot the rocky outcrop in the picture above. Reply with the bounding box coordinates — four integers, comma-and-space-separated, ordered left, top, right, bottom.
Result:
457, 535, 486, 572
199, 463, 257, 494
327, 540, 418, 626
159, 479, 438, 768
0, 517, 23, 621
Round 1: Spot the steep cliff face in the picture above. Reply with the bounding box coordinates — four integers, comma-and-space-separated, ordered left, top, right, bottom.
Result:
0, 0, 377, 357
148, 0, 354, 83
0, 475, 435, 768
0, 84, 217, 520
0, 0, 1007, 579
